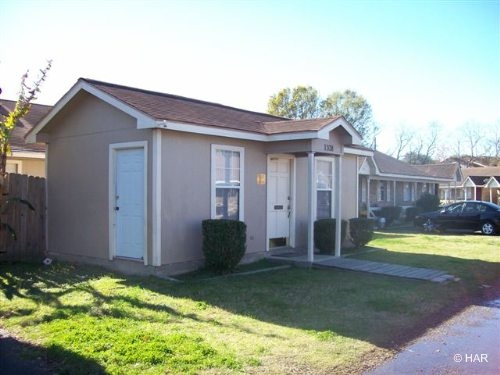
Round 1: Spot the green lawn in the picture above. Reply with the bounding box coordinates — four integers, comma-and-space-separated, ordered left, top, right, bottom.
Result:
1, 231, 499, 374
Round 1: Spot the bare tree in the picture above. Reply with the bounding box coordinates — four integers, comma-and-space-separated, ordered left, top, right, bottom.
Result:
486, 121, 500, 160
402, 122, 441, 164
392, 125, 414, 160
422, 121, 441, 162
460, 122, 483, 165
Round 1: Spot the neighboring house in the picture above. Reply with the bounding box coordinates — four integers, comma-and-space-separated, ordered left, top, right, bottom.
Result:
26, 78, 456, 276
0, 99, 50, 177
358, 152, 456, 217
462, 167, 500, 204
414, 162, 463, 202
435, 166, 500, 205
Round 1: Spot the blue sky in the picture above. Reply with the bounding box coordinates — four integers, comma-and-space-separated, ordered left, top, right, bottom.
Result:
1, 0, 499, 153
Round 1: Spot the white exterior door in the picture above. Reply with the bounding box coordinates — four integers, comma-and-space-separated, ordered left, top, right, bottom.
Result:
114, 148, 145, 259
268, 158, 291, 243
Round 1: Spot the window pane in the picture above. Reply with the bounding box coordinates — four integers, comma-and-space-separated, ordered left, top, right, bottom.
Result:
316, 160, 332, 189
216, 188, 239, 220
216, 150, 240, 186
317, 190, 332, 219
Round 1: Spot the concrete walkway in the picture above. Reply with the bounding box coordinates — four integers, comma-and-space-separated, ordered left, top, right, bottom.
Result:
269, 253, 457, 283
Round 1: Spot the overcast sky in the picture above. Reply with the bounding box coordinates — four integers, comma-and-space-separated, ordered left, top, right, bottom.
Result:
1, 0, 499, 153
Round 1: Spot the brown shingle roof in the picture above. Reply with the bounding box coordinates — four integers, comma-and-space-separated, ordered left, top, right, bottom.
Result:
0, 99, 50, 153
413, 163, 459, 179
83, 79, 351, 136
84, 78, 289, 134
373, 151, 432, 177
462, 167, 500, 178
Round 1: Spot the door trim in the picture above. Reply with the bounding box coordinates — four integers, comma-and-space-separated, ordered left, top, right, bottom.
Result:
109, 141, 148, 264
266, 154, 296, 251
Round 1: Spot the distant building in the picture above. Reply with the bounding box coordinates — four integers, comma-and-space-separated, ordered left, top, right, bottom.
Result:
0, 99, 50, 177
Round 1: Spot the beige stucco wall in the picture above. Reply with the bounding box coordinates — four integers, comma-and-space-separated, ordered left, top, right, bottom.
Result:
160, 131, 267, 268
43, 93, 363, 274
45, 92, 152, 263
7, 157, 45, 177
293, 152, 359, 248
341, 154, 358, 220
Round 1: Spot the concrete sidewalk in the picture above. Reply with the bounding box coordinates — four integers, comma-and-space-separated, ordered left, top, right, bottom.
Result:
269, 252, 457, 283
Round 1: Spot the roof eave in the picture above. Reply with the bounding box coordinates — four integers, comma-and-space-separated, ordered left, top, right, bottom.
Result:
375, 172, 454, 182
156, 120, 323, 142
26, 79, 156, 143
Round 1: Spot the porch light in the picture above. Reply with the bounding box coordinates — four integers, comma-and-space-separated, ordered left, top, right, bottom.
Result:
257, 173, 266, 185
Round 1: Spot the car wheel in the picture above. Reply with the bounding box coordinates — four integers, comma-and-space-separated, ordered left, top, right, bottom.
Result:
481, 221, 495, 235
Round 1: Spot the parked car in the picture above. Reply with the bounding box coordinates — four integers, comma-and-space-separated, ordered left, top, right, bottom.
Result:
414, 201, 500, 235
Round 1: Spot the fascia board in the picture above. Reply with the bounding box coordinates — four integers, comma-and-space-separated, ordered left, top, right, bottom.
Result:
26, 80, 156, 143
375, 173, 455, 183
157, 120, 268, 141
80, 83, 156, 129
463, 176, 477, 187
317, 117, 363, 144
484, 177, 500, 188
344, 146, 373, 156
11, 151, 45, 159
156, 120, 319, 142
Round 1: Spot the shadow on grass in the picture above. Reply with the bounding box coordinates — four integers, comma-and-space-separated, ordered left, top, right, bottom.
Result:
1, 253, 499, 357
126, 253, 499, 350
0, 331, 105, 375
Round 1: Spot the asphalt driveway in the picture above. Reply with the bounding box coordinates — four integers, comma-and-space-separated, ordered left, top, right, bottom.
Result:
366, 297, 500, 375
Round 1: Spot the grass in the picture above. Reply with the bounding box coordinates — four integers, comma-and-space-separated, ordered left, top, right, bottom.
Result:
1, 230, 499, 374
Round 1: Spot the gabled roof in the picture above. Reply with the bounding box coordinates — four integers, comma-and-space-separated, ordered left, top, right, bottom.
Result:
28, 78, 363, 144
0, 99, 50, 153
468, 175, 491, 186
372, 151, 434, 178
462, 167, 500, 178
413, 162, 460, 180
85, 78, 286, 133
484, 176, 500, 188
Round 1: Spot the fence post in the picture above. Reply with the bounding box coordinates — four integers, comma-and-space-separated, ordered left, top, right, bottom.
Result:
0, 173, 46, 261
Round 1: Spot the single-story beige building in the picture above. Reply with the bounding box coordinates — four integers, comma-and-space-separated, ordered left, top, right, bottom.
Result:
27, 78, 456, 276
0, 99, 50, 177
359, 153, 458, 217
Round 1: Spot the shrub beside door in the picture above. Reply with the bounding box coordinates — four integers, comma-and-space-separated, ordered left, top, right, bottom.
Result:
314, 218, 347, 254
202, 219, 246, 274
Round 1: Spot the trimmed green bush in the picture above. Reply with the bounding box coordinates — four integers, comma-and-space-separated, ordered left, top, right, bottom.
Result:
416, 193, 440, 212
202, 219, 246, 274
379, 206, 402, 225
314, 218, 347, 254
349, 218, 375, 248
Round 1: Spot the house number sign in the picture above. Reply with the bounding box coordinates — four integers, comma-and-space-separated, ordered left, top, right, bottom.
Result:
324, 144, 334, 152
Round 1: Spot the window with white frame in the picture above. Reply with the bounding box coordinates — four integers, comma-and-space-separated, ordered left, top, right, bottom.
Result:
403, 182, 413, 201
316, 158, 333, 219
211, 145, 244, 220
378, 181, 386, 201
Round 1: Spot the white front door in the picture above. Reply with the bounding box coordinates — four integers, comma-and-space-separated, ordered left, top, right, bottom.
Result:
114, 148, 145, 259
268, 158, 291, 246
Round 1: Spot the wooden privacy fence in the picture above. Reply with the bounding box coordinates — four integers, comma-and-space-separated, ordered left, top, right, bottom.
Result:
0, 173, 46, 261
